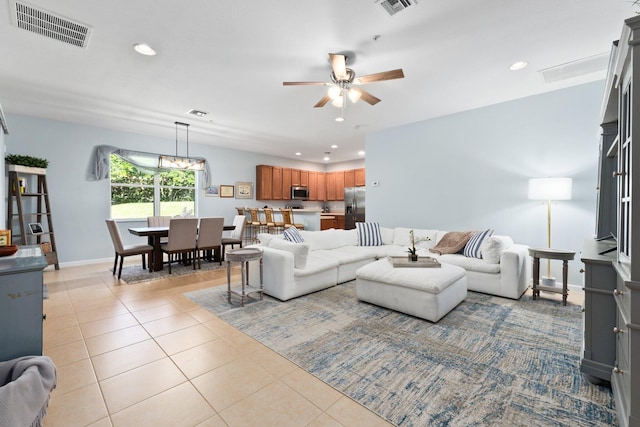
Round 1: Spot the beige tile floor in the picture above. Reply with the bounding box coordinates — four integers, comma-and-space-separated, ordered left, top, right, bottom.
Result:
41, 259, 394, 427
41, 259, 584, 427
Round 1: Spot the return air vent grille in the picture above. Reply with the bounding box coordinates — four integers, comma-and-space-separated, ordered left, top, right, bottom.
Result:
10, 1, 92, 48
377, 0, 416, 16
538, 53, 609, 84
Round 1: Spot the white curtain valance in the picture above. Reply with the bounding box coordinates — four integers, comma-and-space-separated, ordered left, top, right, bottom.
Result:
92, 145, 211, 189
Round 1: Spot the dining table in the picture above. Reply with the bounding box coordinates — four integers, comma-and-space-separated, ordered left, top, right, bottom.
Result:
128, 224, 235, 272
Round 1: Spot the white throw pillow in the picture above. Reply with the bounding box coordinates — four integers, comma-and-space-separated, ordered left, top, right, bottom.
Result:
380, 227, 395, 245
257, 233, 283, 246
269, 238, 310, 269
481, 235, 513, 264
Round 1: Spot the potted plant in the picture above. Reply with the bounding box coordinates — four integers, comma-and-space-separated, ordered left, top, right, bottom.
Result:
407, 229, 430, 261
5, 154, 49, 175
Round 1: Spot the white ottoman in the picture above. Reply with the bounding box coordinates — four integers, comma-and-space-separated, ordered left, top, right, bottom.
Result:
355, 258, 467, 322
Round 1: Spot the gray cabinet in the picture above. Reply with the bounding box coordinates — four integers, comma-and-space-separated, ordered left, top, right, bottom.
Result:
0, 246, 47, 361
580, 239, 617, 383
599, 16, 640, 427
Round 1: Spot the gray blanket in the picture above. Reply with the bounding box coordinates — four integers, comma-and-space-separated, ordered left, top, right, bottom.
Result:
0, 356, 57, 427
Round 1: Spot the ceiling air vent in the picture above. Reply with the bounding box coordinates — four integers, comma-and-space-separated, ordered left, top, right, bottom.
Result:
377, 0, 416, 16
9, 1, 92, 48
538, 53, 609, 84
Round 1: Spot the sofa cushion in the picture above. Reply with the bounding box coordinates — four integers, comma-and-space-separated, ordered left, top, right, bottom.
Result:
482, 235, 514, 264
284, 226, 304, 243
463, 229, 494, 258
293, 254, 339, 277
269, 238, 310, 269
315, 246, 379, 264
257, 233, 284, 246
439, 254, 501, 273
380, 227, 395, 245
300, 229, 356, 250
392, 228, 438, 249
356, 222, 382, 246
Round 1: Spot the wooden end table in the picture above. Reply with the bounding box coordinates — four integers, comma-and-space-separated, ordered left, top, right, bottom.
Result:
528, 247, 576, 306
226, 247, 263, 306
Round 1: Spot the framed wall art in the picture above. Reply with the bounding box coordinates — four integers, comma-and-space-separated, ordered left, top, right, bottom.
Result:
220, 185, 235, 198
205, 186, 219, 197
235, 181, 253, 199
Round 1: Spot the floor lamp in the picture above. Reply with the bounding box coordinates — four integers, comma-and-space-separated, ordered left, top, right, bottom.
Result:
528, 177, 573, 282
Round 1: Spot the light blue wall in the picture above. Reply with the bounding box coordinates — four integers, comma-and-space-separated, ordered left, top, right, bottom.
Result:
366, 81, 604, 286
3, 114, 326, 265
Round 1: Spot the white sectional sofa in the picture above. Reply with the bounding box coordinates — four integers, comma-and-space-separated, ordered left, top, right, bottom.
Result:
249, 227, 530, 302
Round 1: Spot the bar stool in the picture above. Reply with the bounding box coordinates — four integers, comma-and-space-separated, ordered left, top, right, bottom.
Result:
263, 208, 284, 234
280, 208, 304, 230
249, 208, 268, 240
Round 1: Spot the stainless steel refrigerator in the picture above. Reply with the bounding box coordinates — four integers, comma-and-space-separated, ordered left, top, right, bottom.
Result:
344, 187, 365, 229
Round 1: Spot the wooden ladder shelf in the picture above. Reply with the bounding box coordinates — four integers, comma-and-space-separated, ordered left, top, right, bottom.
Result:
7, 168, 59, 269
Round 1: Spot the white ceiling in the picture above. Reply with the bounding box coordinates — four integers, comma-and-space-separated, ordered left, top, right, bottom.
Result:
0, 0, 634, 163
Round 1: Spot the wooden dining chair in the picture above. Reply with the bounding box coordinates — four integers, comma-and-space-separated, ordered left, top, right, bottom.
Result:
105, 219, 153, 279
160, 218, 198, 273
196, 217, 224, 267
222, 215, 246, 261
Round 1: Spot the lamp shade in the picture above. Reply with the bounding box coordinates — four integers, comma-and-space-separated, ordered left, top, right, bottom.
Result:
528, 177, 572, 200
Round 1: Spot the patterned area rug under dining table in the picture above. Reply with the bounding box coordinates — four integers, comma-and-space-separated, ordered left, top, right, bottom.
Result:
184, 282, 616, 427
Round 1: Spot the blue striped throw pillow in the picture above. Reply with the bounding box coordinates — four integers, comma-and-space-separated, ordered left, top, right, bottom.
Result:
283, 226, 304, 243
356, 222, 382, 246
463, 228, 493, 258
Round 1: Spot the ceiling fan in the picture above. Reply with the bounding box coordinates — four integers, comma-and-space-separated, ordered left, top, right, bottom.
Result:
283, 53, 404, 114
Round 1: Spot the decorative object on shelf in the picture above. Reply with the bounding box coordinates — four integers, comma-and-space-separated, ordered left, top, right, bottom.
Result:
235, 182, 253, 199
407, 229, 430, 261
205, 186, 219, 197
220, 185, 235, 198
0, 245, 18, 257
158, 122, 206, 171
528, 177, 572, 285
0, 230, 10, 246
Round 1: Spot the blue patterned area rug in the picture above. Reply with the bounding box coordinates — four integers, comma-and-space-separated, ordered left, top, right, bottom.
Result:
185, 283, 616, 427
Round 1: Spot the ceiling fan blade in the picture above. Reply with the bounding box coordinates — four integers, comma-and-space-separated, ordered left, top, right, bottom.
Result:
329, 53, 348, 80
354, 68, 405, 85
314, 95, 331, 108
283, 81, 327, 86
352, 87, 381, 105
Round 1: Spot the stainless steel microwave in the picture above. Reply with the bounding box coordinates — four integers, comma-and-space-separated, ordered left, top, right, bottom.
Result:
291, 186, 309, 200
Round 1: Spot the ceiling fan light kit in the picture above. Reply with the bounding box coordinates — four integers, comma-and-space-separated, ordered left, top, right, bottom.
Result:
283, 53, 404, 120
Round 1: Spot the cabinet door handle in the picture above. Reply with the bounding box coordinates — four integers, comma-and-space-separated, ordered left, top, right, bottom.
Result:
613, 326, 624, 334
614, 366, 623, 374
579, 268, 585, 273
614, 289, 625, 296
613, 171, 624, 177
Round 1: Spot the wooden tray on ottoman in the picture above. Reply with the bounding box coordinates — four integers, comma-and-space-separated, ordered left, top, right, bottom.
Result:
387, 256, 441, 268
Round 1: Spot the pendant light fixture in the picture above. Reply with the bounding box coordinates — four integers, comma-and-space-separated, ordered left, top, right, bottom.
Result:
158, 122, 206, 171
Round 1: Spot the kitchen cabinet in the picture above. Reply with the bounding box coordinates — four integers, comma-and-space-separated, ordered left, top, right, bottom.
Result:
355, 168, 366, 187
300, 170, 309, 187
320, 215, 336, 230
282, 168, 292, 200
335, 214, 345, 229
272, 166, 283, 200
317, 172, 326, 201
335, 170, 345, 201
326, 172, 337, 200
256, 165, 273, 200
308, 171, 318, 201
0, 246, 48, 361
292, 169, 301, 186
344, 169, 355, 188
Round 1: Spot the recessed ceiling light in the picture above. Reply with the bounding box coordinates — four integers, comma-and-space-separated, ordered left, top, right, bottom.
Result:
331, 144, 338, 149
358, 151, 365, 156
323, 156, 330, 161
295, 152, 302, 156
509, 61, 528, 71
133, 43, 156, 56
335, 117, 344, 122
